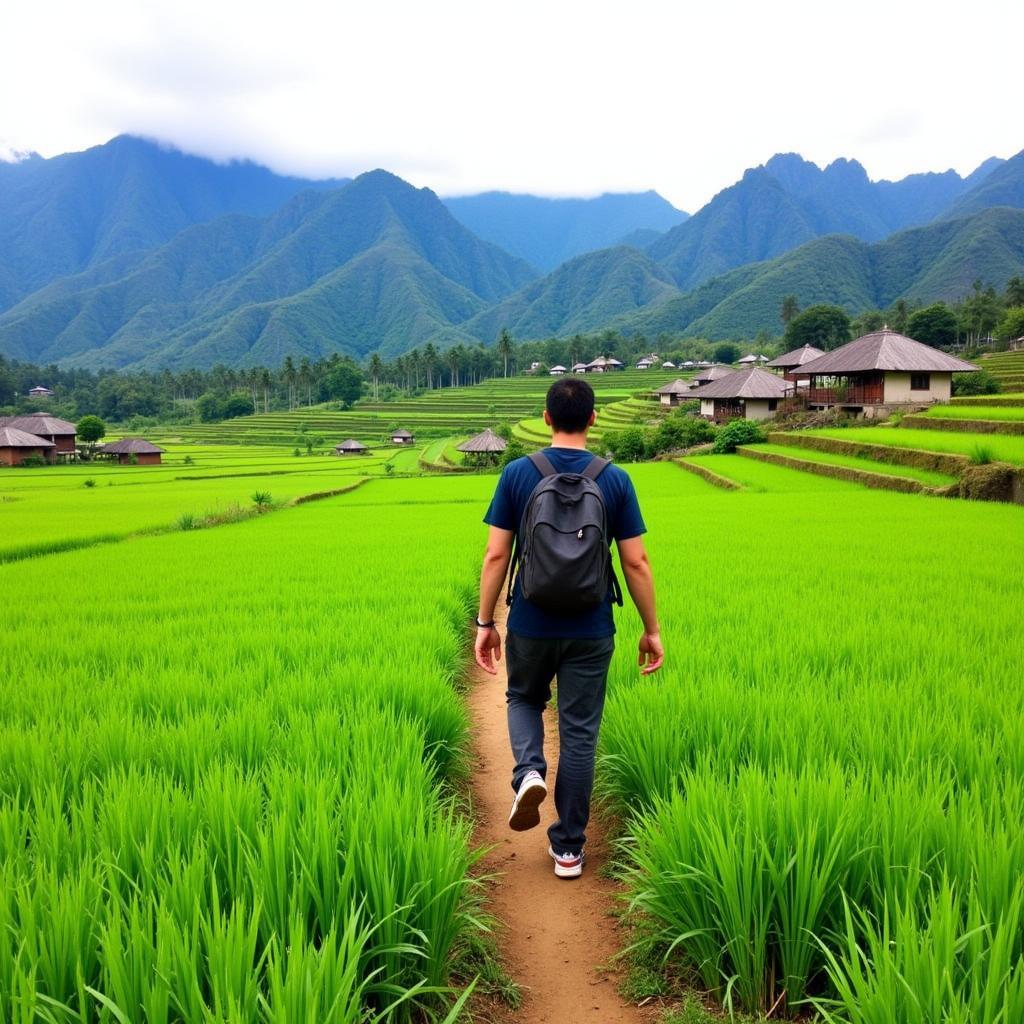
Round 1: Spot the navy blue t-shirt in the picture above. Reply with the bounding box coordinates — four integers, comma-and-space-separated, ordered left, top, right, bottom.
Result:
484, 447, 646, 638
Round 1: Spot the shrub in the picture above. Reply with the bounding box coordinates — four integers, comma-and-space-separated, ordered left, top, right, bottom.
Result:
953, 370, 1001, 396
499, 439, 527, 468
83, 478, 96, 488
969, 443, 994, 465
384, 462, 395, 476
608, 426, 648, 463
19, 455, 46, 468
183, 455, 194, 466
649, 414, 715, 455
713, 419, 766, 453
178, 513, 196, 531
251, 491, 274, 510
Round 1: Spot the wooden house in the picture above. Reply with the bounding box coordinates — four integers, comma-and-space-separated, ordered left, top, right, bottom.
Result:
102, 438, 165, 465
690, 364, 736, 388
335, 439, 369, 456
766, 344, 825, 381
571, 362, 589, 374
794, 329, 977, 416
690, 367, 792, 422
635, 357, 655, 369
0, 426, 54, 466
737, 353, 769, 366
0, 414, 77, 460
391, 429, 415, 445
548, 364, 567, 375
28, 385, 54, 399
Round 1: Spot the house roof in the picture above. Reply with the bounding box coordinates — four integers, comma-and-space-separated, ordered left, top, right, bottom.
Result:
693, 364, 736, 382
336, 438, 367, 450
391, 429, 413, 438
766, 344, 825, 369
457, 428, 508, 453
0, 426, 55, 448
102, 438, 165, 454
690, 367, 793, 400
0, 413, 77, 435
28, 385, 53, 394
797, 330, 979, 375
549, 364, 567, 372
571, 362, 588, 371
653, 378, 691, 395
662, 361, 676, 367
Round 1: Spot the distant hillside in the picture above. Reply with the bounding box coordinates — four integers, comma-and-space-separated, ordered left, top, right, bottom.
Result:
0, 135, 348, 312
942, 149, 1024, 219
616, 207, 1024, 339
462, 246, 680, 342
646, 153, 1002, 292
0, 171, 536, 369
443, 190, 687, 271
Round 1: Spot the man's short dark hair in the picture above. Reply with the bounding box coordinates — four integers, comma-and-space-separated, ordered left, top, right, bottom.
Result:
546, 377, 595, 433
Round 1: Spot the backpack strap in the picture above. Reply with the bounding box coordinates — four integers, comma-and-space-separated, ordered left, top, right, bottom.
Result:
528, 450, 558, 477
582, 455, 610, 480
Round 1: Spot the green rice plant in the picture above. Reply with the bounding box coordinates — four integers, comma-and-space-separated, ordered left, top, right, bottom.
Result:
969, 443, 995, 465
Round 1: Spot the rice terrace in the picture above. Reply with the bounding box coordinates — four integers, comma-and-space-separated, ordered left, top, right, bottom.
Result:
3, 14, 1024, 1020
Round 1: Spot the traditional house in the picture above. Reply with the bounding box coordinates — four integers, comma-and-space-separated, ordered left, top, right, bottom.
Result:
662, 360, 677, 368
690, 367, 792, 422
549, 364, 567, 375
652, 379, 692, 406
102, 438, 165, 465
391, 429, 415, 445
794, 329, 977, 416
584, 356, 624, 373
28, 385, 54, 399
334, 439, 369, 456
0, 426, 54, 466
0, 414, 77, 460
766, 344, 825, 381
690, 364, 736, 388
635, 357, 655, 369
571, 362, 589, 374
456, 427, 508, 465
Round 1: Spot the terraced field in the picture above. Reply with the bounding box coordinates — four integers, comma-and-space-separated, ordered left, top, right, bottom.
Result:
979, 349, 1024, 391
804, 426, 1024, 465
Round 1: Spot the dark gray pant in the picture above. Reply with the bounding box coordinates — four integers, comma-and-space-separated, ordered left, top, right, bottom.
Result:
505, 630, 616, 853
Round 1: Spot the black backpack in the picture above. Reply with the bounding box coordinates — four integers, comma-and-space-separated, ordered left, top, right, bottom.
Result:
507, 451, 623, 614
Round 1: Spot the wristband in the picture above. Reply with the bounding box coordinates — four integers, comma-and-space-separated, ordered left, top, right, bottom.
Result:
475, 617, 496, 629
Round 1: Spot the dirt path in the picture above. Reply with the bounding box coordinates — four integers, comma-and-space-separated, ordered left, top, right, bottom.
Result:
467, 608, 652, 1024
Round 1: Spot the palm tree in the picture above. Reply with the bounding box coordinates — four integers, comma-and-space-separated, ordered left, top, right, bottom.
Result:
282, 356, 297, 410
780, 295, 800, 326
497, 329, 513, 378
448, 345, 463, 387
423, 343, 439, 389
299, 357, 312, 406
368, 354, 383, 400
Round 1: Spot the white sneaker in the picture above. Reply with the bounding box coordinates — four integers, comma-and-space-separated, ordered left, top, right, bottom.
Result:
549, 845, 585, 879
508, 771, 547, 831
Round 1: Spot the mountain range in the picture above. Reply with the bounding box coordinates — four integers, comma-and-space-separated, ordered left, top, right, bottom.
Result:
0, 135, 1022, 369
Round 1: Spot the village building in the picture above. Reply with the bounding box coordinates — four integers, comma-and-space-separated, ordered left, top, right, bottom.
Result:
391, 429, 415, 445
635, 357, 655, 369
0, 414, 77, 460
662, 360, 676, 368
572, 362, 589, 374
101, 438, 165, 465
738, 353, 770, 365
766, 344, 825, 381
652, 379, 693, 406
334, 439, 369, 456
584, 356, 624, 373
456, 427, 508, 465
690, 364, 736, 388
548, 364, 567, 375
0, 426, 55, 466
690, 367, 792, 422
794, 329, 977, 416
28, 385, 54, 399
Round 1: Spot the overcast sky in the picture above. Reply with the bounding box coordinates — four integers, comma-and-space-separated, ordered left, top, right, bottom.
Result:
1, 0, 1020, 212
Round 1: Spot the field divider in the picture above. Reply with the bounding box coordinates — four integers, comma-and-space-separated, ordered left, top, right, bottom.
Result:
766, 430, 969, 476
900, 415, 1024, 436
674, 458, 744, 490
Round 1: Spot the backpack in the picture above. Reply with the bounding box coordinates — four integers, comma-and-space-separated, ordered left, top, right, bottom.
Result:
507, 451, 624, 614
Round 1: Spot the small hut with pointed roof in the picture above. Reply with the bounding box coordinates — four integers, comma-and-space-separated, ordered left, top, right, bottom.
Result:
334, 439, 369, 456
390, 429, 415, 445
690, 367, 792, 422
691, 364, 736, 388
548, 364, 567, 375
767, 344, 826, 380
794, 329, 977, 415
101, 438, 166, 465
456, 428, 508, 466
652, 379, 693, 407
0, 426, 55, 466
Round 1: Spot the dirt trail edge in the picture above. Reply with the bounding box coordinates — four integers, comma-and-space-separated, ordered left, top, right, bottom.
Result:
467, 606, 654, 1024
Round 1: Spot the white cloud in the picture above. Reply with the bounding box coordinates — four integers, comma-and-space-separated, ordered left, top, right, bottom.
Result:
0, 0, 1020, 211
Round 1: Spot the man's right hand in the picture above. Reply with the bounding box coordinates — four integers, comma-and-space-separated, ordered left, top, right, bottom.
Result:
638, 632, 664, 675
475, 626, 502, 675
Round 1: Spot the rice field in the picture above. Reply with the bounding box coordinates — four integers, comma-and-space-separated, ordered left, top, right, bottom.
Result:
5, 442, 1023, 1021
920, 404, 1024, 421
600, 463, 1024, 1020
804, 427, 1024, 466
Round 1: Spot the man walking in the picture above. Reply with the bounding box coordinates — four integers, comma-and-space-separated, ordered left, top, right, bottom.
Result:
474, 377, 663, 878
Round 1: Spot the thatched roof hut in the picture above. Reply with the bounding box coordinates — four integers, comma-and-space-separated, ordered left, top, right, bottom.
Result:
766, 344, 825, 373
457, 428, 508, 454
335, 438, 368, 455
102, 438, 166, 464
690, 367, 793, 422
0, 426, 54, 466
